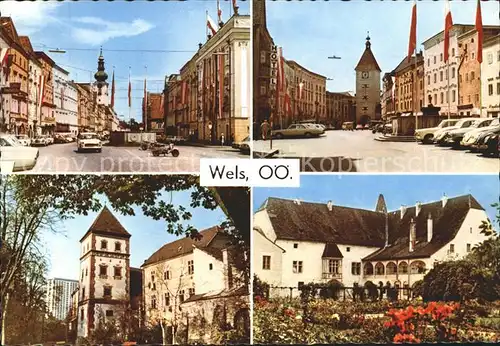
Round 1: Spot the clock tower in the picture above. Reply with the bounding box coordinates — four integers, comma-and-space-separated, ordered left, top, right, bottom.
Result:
354, 33, 381, 125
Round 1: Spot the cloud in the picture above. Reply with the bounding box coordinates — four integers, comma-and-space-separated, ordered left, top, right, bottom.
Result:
0, 1, 61, 34
71, 17, 154, 46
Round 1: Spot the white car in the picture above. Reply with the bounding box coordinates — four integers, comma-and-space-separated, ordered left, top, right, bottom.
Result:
462, 118, 500, 148
16, 134, 31, 146
77, 132, 102, 153
433, 118, 481, 145
0, 134, 39, 171
45, 135, 54, 145
32, 135, 48, 146
414, 119, 459, 144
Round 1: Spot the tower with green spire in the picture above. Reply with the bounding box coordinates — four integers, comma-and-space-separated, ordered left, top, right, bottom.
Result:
93, 47, 110, 106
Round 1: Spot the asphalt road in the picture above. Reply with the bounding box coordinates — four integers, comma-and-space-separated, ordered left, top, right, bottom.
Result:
253, 130, 499, 173
31, 142, 245, 172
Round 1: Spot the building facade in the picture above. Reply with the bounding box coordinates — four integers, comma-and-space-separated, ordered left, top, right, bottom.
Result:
285, 60, 327, 125
393, 53, 425, 116
458, 27, 500, 117
0, 27, 12, 134
481, 35, 500, 118
326, 91, 355, 128
355, 34, 381, 124
76, 83, 93, 132
178, 55, 198, 139
19, 36, 42, 137
144, 92, 164, 133
77, 207, 131, 338
422, 24, 474, 117
253, 194, 490, 297
0, 17, 29, 135
381, 72, 396, 119
46, 278, 79, 320
141, 226, 249, 344
53, 65, 78, 134
35, 51, 56, 134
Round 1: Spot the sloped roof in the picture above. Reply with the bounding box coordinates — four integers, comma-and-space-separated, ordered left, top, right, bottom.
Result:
0, 17, 20, 43
80, 206, 131, 242
322, 243, 343, 258
142, 226, 220, 267
364, 195, 484, 261
262, 195, 485, 259
393, 54, 424, 75
355, 41, 381, 72
262, 197, 386, 247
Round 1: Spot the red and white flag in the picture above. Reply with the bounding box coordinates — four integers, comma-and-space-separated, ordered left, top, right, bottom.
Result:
475, 0, 483, 63
217, 0, 222, 24
38, 75, 45, 114
207, 14, 218, 36
0, 48, 9, 67
407, 0, 417, 63
444, 0, 453, 63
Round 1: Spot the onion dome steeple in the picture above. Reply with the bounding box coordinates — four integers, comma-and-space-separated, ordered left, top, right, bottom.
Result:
365, 31, 371, 49
94, 47, 108, 83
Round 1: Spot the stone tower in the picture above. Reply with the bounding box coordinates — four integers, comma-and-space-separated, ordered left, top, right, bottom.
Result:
355, 33, 381, 125
93, 47, 109, 106
375, 194, 387, 213
77, 207, 131, 338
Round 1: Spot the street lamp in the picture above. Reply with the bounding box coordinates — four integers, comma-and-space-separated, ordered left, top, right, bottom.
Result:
48, 49, 67, 54
328, 55, 341, 60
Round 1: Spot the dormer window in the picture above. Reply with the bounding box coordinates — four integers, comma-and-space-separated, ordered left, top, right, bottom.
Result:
115, 242, 121, 252
101, 240, 107, 250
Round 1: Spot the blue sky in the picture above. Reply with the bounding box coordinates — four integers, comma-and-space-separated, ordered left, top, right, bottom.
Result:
0, 0, 249, 122
266, 0, 499, 93
254, 175, 499, 228
42, 189, 228, 280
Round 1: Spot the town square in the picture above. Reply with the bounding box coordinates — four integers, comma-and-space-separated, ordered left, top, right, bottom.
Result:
0, 0, 250, 173
253, 0, 499, 172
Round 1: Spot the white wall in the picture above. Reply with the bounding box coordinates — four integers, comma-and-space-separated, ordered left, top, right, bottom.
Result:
192, 248, 225, 294
253, 209, 276, 241
337, 243, 381, 286
355, 69, 381, 121
253, 229, 283, 288
481, 42, 500, 117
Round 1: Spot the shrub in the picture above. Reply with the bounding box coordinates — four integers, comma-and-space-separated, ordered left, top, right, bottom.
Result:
253, 275, 270, 300
319, 279, 344, 300
364, 281, 379, 301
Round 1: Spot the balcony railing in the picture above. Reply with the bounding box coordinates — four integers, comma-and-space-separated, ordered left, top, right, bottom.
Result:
321, 272, 342, 280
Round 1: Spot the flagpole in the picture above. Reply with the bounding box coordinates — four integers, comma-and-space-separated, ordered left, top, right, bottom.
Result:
128, 66, 131, 125
414, 0, 418, 130
144, 65, 148, 132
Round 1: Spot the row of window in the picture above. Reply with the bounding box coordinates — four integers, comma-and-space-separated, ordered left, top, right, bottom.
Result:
99, 265, 122, 278
262, 243, 470, 274
150, 288, 196, 309
100, 240, 122, 252
149, 260, 195, 289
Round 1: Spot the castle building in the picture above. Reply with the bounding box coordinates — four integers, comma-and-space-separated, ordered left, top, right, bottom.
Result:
77, 207, 131, 338
354, 34, 381, 124
254, 194, 490, 298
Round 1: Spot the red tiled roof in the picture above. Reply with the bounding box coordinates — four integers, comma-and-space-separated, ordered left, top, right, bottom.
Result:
355, 46, 381, 72
141, 226, 220, 267
80, 206, 131, 241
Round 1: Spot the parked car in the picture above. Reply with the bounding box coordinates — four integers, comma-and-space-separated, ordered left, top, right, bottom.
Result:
77, 132, 102, 153
272, 124, 323, 139
44, 135, 54, 145
342, 122, 354, 131
15, 134, 31, 146
238, 136, 250, 155
0, 134, 39, 171
461, 118, 500, 149
414, 119, 459, 144
232, 136, 249, 150
472, 127, 500, 157
32, 135, 48, 146
433, 118, 481, 145
444, 118, 493, 147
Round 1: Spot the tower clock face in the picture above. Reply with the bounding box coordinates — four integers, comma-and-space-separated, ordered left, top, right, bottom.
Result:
361, 71, 369, 79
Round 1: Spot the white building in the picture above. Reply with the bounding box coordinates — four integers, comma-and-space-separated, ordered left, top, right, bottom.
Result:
481, 34, 500, 118
142, 226, 249, 344
53, 65, 78, 134
46, 278, 79, 320
77, 207, 131, 338
422, 24, 474, 116
0, 31, 11, 133
253, 194, 490, 297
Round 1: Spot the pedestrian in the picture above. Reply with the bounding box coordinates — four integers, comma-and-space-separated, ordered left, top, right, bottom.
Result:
221, 133, 225, 146
261, 120, 270, 141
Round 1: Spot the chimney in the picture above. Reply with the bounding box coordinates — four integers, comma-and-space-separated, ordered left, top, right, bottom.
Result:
327, 200, 333, 211
409, 218, 416, 252
400, 205, 407, 219
416, 202, 422, 216
427, 213, 433, 242
222, 248, 233, 290
441, 194, 448, 208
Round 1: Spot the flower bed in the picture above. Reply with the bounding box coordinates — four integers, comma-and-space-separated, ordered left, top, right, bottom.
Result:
253, 296, 500, 344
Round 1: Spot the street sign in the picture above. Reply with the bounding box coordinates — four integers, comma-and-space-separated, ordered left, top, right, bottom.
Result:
270, 45, 278, 91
